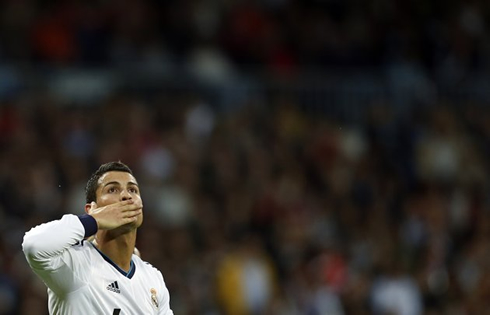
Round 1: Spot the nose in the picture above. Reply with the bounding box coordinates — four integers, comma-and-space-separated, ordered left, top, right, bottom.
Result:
121, 189, 132, 201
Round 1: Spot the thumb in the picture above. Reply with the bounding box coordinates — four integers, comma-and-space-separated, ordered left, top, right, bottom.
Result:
87, 201, 97, 214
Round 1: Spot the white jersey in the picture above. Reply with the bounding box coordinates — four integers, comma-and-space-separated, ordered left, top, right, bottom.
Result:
22, 214, 173, 315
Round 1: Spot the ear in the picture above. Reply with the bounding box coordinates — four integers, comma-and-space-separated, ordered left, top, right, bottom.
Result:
85, 202, 96, 214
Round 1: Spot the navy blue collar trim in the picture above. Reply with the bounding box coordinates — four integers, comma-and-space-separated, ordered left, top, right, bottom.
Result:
90, 242, 136, 279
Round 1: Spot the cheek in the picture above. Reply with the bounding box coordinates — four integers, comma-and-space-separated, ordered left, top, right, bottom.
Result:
98, 194, 117, 205
135, 196, 144, 207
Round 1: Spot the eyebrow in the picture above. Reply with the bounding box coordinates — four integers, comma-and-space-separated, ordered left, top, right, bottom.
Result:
102, 181, 139, 188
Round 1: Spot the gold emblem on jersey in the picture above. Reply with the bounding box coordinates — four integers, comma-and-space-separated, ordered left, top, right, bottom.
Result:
150, 288, 159, 308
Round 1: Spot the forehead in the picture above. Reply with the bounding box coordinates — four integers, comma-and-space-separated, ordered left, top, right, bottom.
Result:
98, 171, 138, 186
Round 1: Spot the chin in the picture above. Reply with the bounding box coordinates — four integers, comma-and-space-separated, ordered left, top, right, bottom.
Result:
114, 218, 143, 236
126, 217, 143, 230
135, 213, 144, 227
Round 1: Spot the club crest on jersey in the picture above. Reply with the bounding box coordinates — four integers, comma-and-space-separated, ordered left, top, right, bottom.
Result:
150, 288, 159, 308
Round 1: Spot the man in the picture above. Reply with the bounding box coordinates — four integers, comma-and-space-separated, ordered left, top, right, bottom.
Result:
22, 161, 173, 314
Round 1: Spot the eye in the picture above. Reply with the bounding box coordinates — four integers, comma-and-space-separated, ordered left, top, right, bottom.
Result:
129, 187, 139, 194
108, 187, 119, 193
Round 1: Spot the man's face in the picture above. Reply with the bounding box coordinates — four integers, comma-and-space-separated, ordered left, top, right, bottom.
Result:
96, 171, 143, 228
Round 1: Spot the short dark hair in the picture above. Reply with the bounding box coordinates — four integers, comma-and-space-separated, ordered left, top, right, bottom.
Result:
85, 161, 133, 203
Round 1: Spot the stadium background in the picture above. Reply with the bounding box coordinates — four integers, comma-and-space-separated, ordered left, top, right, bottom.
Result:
1, 0, 490, 314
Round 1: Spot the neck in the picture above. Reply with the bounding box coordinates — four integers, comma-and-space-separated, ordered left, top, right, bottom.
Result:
93, 228, 137, 272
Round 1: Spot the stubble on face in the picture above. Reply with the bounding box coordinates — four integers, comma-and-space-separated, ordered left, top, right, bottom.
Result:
96, 171, 144, 230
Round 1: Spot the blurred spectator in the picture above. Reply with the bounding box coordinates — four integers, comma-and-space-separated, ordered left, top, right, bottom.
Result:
3, 88, 490, 314
216, 234, 278, 315
2, 0, 490, 314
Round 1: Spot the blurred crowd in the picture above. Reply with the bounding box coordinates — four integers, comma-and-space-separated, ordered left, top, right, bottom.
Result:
0, 0, 489, 78
1, 0, 490, 315
0, 91, 489, 314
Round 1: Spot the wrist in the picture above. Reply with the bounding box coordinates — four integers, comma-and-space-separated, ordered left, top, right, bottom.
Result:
78, 214, 98, 238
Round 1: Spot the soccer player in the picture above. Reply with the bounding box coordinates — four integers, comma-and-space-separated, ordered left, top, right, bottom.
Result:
22, 161, 173, 314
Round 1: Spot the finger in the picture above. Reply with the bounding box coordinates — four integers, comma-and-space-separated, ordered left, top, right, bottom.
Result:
87, 202, 97, 215
120, 203, 143, 212
122, 206, 141, 213
124, 209, 143, 218
111, 199, 134, 207
121, 215, 139, 224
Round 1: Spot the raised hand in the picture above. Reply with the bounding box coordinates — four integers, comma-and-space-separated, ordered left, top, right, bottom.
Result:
88, 200, 142, 230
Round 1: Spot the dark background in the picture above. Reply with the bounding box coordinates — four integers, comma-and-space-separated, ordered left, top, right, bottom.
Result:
1, 0, 490, 314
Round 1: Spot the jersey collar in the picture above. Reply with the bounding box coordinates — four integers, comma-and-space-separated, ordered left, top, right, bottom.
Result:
89, 242, 136, 279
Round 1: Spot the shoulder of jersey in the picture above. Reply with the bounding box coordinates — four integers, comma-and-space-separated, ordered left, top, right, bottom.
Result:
132, 254, 161, 274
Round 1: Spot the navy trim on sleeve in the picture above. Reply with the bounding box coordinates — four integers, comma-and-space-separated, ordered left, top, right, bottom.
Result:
78, 214, 98, 238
